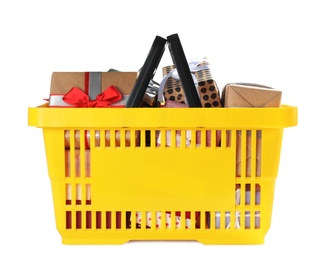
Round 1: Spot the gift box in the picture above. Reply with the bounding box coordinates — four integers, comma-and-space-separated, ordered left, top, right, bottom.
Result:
49, 71, 137, 107
222, 83, 282, 107
160, 59, 222, 107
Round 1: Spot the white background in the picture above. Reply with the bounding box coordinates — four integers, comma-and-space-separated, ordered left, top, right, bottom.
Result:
0, 0, 314, 259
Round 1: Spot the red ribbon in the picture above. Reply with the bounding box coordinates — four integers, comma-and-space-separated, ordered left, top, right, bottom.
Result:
62, 85, 122, 107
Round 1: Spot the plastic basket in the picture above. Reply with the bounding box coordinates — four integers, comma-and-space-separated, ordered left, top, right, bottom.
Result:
28, 104, 297, 245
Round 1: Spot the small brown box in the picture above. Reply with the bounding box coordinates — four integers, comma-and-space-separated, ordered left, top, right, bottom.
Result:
222, 83, 282, 108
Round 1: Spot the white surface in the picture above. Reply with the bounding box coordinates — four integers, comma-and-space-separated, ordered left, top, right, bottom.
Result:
0, 0, 314, 259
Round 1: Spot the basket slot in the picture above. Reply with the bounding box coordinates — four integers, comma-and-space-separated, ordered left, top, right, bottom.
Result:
66, 184, 71, 205
255, 184, 261, 205
246, 130, 252, 177
215, 211, 221, 229
76, 211, 82, 229
76, 184, 81, 205
66, 211, 72, 229
245, 211, 252, 229
255, 211, 261, 229
96, 211, 102, 229
256, 130, 262, 177
226, 130, 231, 147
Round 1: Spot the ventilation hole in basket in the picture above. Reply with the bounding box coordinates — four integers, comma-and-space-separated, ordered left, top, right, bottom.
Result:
205, 212, 210, 229
106, 211, 111, 229
64, 130, 70, 149
235, 211, 241, 229
175, 211, 178, 229
86, 211, 92, 229
86, 184, 91, 205
256, 130, 262, 177
245, 184, 251, 205
75, 150, 81, 178
155, 211, 161, 229
66, 211, 72, 229
225, 211, 230, 229
155, 130, 163, 147
236, 130, 242, 177
185, 211, 190, 229
236, 184, 241, 205
145, 211, 151, 229
133, 130, 140, 147
256, 184, 261, 205
164, 129, 173, 148
195, 130, 201, 147
126, 211, 131, 229
137, 130, 146, 147
76, 184, 81, 205
115, 130, 121, 147
66, 184, 71, 205
255, 211, 260, 229
216, 130, 221, 147
76, 211, 82, 229
195, 211, 201, 229
116, 211, 121, 229
245, 211, 250, 229
215, 211, 221, 229
145, 130, 151, 147
104, 130, 110, 147
96, 211, 101, 229
165, 211, 171, 229
93, 130, 99, 147
135, 211, 141, 229
124, 130, 131, 147
85, 150, 91, 177
246, 130, 252, 177
226, 130, 231, 147
205, 130, 211, 147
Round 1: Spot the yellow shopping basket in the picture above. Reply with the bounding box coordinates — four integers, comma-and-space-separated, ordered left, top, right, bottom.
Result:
28, 103, 297, 244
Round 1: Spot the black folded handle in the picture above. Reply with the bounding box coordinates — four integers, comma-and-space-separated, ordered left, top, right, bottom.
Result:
166, 34, 202, 107
125, 34, 202, 108
125, 36, 167, 108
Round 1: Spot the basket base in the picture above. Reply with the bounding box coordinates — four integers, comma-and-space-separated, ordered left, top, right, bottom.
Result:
61, 231, 266, 245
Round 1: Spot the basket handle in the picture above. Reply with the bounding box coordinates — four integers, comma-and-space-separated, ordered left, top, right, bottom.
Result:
125, 36, 167, 108
125, 34, 202, 108
166, 34, 202, 107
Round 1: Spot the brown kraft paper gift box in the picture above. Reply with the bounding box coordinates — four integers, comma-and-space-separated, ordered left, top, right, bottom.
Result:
223, 83, 282, 177
49, 71, 137, 107
222, 83, 282, 107
161, 59, 222, 107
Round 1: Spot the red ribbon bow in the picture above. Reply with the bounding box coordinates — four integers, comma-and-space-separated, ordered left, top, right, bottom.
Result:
62, 85, 122, 107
